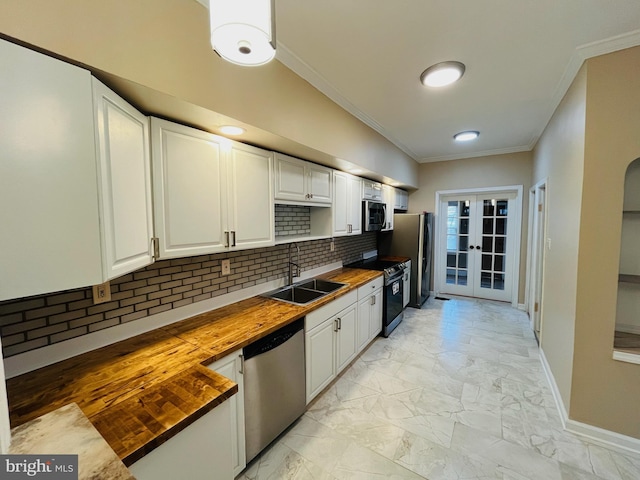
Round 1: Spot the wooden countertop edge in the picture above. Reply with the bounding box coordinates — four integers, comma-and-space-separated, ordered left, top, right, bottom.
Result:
89, 364, 238, 466
8, 268, 382, 465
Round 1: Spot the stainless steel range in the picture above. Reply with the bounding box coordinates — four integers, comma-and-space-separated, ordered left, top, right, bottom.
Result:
346, 251, 407, 337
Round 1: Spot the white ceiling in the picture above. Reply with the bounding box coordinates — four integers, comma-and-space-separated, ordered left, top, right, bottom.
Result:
274, 0, 640, 163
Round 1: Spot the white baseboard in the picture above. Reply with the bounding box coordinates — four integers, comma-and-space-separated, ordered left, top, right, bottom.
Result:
539, 347, 568, 428
539, 347, 640, 455
615, 323, 640, 335
565, 419, 640, 456
517, 303, 526, 311
4, 262, 343, 379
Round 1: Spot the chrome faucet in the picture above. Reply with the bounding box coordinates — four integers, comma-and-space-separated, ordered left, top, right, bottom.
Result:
288, 242, 301, 285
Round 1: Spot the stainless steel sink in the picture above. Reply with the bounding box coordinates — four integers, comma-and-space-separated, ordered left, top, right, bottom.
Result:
265, 279, 346, 305
295, 279, 345, 294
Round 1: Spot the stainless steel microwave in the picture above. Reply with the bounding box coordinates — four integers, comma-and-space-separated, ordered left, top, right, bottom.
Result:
363, 200, 386, 231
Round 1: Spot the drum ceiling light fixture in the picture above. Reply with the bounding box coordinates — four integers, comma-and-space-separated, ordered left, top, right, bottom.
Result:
209, 0, 276, 66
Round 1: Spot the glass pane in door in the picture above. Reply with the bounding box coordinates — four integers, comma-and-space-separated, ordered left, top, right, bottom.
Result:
445, 200, 470, 286
479, 199, 508, 291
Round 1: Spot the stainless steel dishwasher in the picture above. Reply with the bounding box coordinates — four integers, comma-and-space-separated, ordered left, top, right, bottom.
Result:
243, 318, 306, 463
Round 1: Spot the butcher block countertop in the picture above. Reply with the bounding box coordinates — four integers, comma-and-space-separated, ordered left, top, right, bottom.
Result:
6, 267, 381, 466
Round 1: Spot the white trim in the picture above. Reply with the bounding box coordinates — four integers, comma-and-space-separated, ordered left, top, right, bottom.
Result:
615, 323, 640, 335
613, 350, 640, 365
418, 145, 531, 164
565, 419, 640, 456
3, 262, 343, 379
517, 303, 526, 311
434, 185, 523, 307
539, 347, 569, 428
540, 346, 640, 455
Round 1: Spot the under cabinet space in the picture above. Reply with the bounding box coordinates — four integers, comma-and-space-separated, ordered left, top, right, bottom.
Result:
274, 204, 333, 244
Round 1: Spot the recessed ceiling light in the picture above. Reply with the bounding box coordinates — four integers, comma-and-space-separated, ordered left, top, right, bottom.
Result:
219, 125, 245, 136
420, 61, 466, 87
454, 131, 479, 142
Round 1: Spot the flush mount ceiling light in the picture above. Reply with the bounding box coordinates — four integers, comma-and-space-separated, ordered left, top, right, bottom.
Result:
219, 125, 245, 135
420, 61, 466, 87
454, 130, 479, 142
210, 0, 276, 66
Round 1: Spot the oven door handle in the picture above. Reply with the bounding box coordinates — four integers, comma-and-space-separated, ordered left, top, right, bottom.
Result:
386, 271, 404, 284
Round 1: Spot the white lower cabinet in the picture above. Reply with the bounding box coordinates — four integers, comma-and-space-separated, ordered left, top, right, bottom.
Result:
207, 351, 246, 477
403, 261, 411, 308
305, 290, 358, 403
357, 277, 384, 350
129, 400, 233, 480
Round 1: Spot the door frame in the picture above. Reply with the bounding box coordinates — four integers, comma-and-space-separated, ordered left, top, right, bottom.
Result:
525, 179, 548, 338
434, 185, 523, 307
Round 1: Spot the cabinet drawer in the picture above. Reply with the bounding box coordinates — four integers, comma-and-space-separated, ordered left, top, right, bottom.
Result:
305, 290, 357, 331
357, 277, 384, 300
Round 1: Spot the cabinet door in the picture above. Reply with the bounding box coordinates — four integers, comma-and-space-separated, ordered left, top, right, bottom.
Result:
333, 171, 349, 236
129, 401, 233, 480
308, 164, 333, 204
274, 153, 306, 202
336, 305, 357, 373
369, 289, 383, 342
347, 175, 363, 235
305, 320, 336, 403
382, 185, 394, 231
0, 39, 102, 301
207, 352, 245, 477
357, 296, 372, 352
93, 79, 154, 280
151, 119, 226, 258
227, 143, 275, 249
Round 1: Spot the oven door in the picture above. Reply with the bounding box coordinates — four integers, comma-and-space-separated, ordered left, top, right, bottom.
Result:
363, 201, 386, 231
383, 272, 404, 337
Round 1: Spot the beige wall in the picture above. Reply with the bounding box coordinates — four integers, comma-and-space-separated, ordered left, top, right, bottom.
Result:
531, 65, 587, 413
570, 47, 640, 438
0, 0, 418, 187
411, 152, 533, 303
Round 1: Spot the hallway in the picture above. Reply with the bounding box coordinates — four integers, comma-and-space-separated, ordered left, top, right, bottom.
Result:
239, 297, 640, 479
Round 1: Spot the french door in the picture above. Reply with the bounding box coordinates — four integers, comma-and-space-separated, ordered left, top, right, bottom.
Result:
439, 192, 518, 302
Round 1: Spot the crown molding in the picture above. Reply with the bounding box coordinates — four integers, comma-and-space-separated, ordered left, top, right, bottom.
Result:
418, 145, 532, 164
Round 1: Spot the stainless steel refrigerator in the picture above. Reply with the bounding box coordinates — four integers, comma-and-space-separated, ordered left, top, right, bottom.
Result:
379, 212, 433, 308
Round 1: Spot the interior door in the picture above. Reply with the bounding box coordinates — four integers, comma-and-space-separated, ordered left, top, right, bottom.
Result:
440, 192, 517, 302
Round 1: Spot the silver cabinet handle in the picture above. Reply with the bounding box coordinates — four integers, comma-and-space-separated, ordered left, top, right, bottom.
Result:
239, 354, 244, 374
337, 317, 342, 330
231, 230, 237, 247
225, 231, 230, 247
371, 296, 376, 306
334, 319, 339, 332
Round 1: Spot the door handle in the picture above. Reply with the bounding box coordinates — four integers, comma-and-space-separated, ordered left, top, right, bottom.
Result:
371, 296, 375, 305
334, 319, 339, 332
225, 231, 230, 247
231, 231, 237, 247
469, 245, 474, 250
476, 245, 481, 250
239, 354, 244, 374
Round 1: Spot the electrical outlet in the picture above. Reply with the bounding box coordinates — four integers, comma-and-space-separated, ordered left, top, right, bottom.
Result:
330, 240, 335, 252
92, 281, 111, 305
221, 259, 231, 275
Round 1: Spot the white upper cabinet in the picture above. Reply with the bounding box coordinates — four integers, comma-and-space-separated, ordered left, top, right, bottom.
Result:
382, 184, 395, 231
0, 39, 102, 301
93, 79, 154, 279
0, 40, 153, 301
362, 179, 383, 201
151, 118, 274, 259
395, 188, 409, 211
227, 142, 275, 249
274, 153, 332, 205
333, 171, 362, 236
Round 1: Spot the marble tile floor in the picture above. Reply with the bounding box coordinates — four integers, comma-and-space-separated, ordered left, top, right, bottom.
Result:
238, 296, 640, 480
